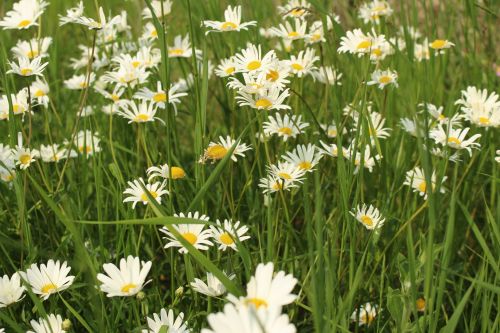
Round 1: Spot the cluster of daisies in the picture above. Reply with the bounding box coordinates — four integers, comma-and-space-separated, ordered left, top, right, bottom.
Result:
0, 255, 299, 332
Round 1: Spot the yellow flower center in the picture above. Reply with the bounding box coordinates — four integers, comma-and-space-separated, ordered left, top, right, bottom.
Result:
447, 137, 461, 145
225, 66, 235, 75
272, 181, 283, 191
371, 48, 382, 57
298, 161, 312, 170
18, 19, 32, 28
255, 98, 272, 109
151, 30, 158, 37
221, 21, 238, 30
79, 82, 88, 88
111, 94, 120, 102
121, 283, 137, 293
19, 154, 31, 165
418, 181, 427, 193
206, 145, 228, 160
170, 166, 185, 179
311, 33, 321, 41
27, 50, 39, 59
219, 232, 234, 245
288, 31, 300, 38
247, 60, 261, 71
361, 312, 375, 325
290, 8, 305, 16
266, 70, 279, 82
21, 68, 33, 76
182, 232, 198, 245
430, 39, 447, 49
278, 172, 292, 180
79, 146, 92, 154
328, 129, 337, 137
34, 90, 45, 97
131, 60, 141, 68
357, 40, 372, 50
41, 283, 57, 294
169, 48, 184, 56
291, 63, 304, 71
134, 114, 151, 122
378, 76, 392, 84
153, 92, 167, 102
416, 298, 426, 312
478, 116, 490, 125
278, 127, 293, 136
360, 215, 373, 227
246, 298, 268, 308
13, 104, 21, 113
140, 191, 158, 202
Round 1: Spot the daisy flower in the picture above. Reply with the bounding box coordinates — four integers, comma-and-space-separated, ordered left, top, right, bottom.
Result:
0, 89, 29, 116
11, 37, 52, 59
337, 29, 386, 57
312, 66, 343, 85
399, 118, 421, 137
455, 86, 500, 127
0, 273, 25, 307
202, 303, 297, 333
147, 164, 186, 181
142, 22, 159, 40
351, 303, 378, 326
168, 34, 200, 58
414, 40, 430, 61
95, 85, 125, 104
59, 1, 84, 25
102, 62, 149, 87
210, 219, 250, 251
191, 272, 235, 297
39, 144, 76, 163
142, 0, 173, 20
97, 255, 152, 297
352, 111, 391, 141
30, 78, 50, 107
203, 5, 256, 34
263, 61, 291, 89
282, 144, 322, 172
7, 56, 48, 77
263, 113, 309, 141
367, 69, 398, 89
350, 204, 385, 230
403, 166, 446, 199
286, 48, 319, 77
359, 0, 393, 24
13, 145, 39, 170
73, 130, 101, 156
233, 44, 277, 74
215, 57, 236, 77
346, 145, 381, 173
64, 73, 96, 90
419, 102, 463, 127
430, 126, 481, 156
27, 314, 66, 333
227, 262, 297, 309
319, 122, 346, 138
123, 178, 169, 209
306, 20, 326, 44
258, 175, 299, 194
160, 212, 213, 254
0, 144, 16, 182
318, 141, 347, 158
268, 161, 306, 183
495, 150, 500, 163
429, 39, 454, 53
200, 136, 251, 163
142, 309, 190, 333
21, 260, 75, 300
74, 7, 121, 30
236, 86, 291, 111
269, 18, 308, 41
278, 0, 311, 19
0, 0, 48, 30
116, 100, 162, 124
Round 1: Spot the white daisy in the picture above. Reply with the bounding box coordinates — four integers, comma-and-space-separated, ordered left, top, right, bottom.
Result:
11, 37, 52, 59
7, 56, 48, 77
142, 309, 190, 333
64, 73, 96, 90
116, 100, 162, 124
97, 255, 152, 297
203, 5, 256, 34
142, 0, 172, 20
191, 271, 235, 297
403, 166, 446, 199
215, 57, 236, 78
39, 144, 76, 163
312, 66, 343, 85
350, 203, 385, 230
278, 0, 311, 19
200, 136, 251, 163
123, 178, 169, 209
258, 175, 300, 194
455, 86, 500, 127
168, 34, 200, 58
351, 303, 378, 326
0, 0, 48, 30
0, 272, 25, 307
21, 260, 75, 300
269, 18, 308, 41
430, 126, 481, 156
233, 44, 277, 74
236, 86, 291, 111
147, 164, 186, 181
286, 48, 319, 77
367, 69, 398, 89
160, 212, 213, 254
282, 144, 322, 172
27, 314, 66, 333
210, 219, 250, 251
263, 113, 309, 141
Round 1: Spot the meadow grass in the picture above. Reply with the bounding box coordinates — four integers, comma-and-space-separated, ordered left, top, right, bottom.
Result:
0, 0, 499, 332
